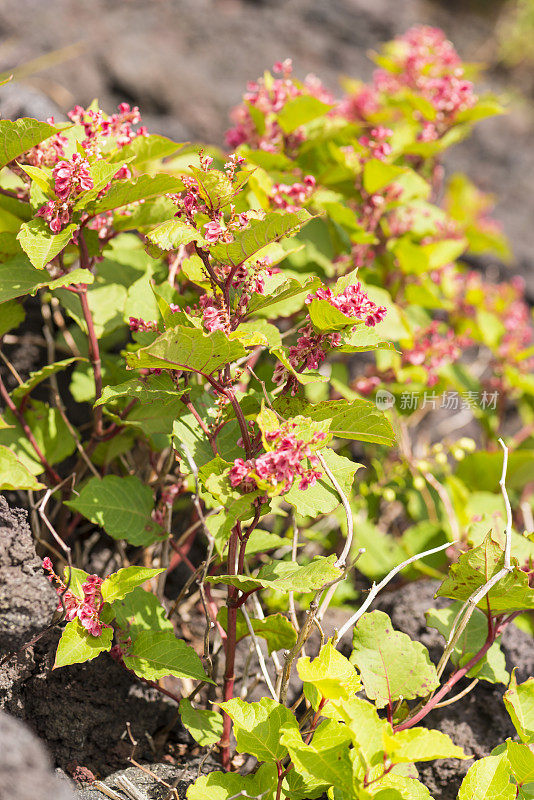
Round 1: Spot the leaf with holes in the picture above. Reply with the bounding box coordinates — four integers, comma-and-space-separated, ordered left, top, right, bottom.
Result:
350, 611, 439, 708
210, 210, 312, 268
65, 475, 165, 546
125, 325, 248, 376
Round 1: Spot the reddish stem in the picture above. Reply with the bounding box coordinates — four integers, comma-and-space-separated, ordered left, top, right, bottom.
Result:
0, 372, 61, 484
182, 395, 217, 455
220, 525, 240, 770
76, 285, 103, 438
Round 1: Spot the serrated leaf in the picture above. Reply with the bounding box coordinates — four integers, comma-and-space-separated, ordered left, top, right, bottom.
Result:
101, 566, 164, 603
436, 532, 534, 614
123, 629, 210, 682
274, 397, 395, 446
95, 374, 185, 407
350, 611, 439, 708
206, 554, 342, 594
186, 763, 277, 800
180, 698, 223, 747
220, 697, 298, 763
457, 754, 515, 800
0, 255, 93, 303
307, 298, 361, 332
210, 210, 312, 268
247, 274, 320, 316
217, 608, 297, 653
125, 325, 248, 376
504, 670, 534, 744
54, 619, 113, 668
384, 727, 467, 762
65, 475, 165, 546
17, 219, 77, 269
0, 444, 45, 491
426, 602, 508, 684
0, 118, 59, 168
277, 95, 334, 134
113, 586, 174, 638
12, 357, 83, 401
93, 174, 184, 214
146, 219, 204, 250
297, 640, 361, 701
507, 741, 534, 785
285, 449, 361, 517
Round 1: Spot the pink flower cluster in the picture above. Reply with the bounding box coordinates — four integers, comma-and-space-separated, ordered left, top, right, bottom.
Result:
128, 316, 159, 333
373, 26, 476, 138
403, 321, 469, 385
358, 126, 393, 161
68, 102, 147, 153
36, 152, 94, 233
229, 425, 326, 493
271, 175, 316, 212
307, 283, 387, 327
24, 117, 68, 168
226, 59, 333, 151
43, 557, 105, 637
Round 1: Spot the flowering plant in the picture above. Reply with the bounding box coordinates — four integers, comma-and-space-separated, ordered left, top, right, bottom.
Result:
1, 26, 534, 800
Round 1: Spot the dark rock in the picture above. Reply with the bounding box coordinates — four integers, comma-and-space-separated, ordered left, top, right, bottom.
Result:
0, 710, 76, 800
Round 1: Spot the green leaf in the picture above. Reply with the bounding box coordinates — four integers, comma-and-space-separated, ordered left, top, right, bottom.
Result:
274, 397, 396, 446
426, 602, 508, 684
54, 619, 113, 668
0, 299, 25, 337
365, 775, 434, 799
284, 449, 361, 517
113, 587, 174, 638
205, 493, 263, 556
17, 163, 54, 195
110, 134, 184, 166
210, 210, 312, 268
0, 118, 59, 168
504, 670, 534, 744
279, 722, 355, 797
436, 532, 534, 614
146, 219, 204, 250
271, 345, 328, 387
307, 298, 361, 332
190, 166, 253, 212
0, 400, 76, 475
383, 727, 467, 762
247, 275, 320, 316
179, 698, 223, 747
350, 611, 439, 708
507, 741, 534, 785
17, 219, 77, 270
0, 255, 93, 303
101, 566, 164, 603
363, 159, 406, 193
65, 475, 165, 546
93, 174, 184, 214
0, 444, 45, 491
95, 374, 182, 408
219, 697, 298, 763
61, 566, 89, 599
125, 325, 248, 376
12, 357, 82, 402
186, 763, 277, 800
326, 696, 388, 777
123, 629, 210, 682
277, 95, 334, 134
206, 554, 342, 595
297, 640, 361, 700
457, 754, 515, 800
217, 608, 297, 653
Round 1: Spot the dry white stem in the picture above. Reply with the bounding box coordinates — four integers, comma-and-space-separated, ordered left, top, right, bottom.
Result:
498, 438, 513, 570
316, 449, 354, 569
241, 605, 277, 700
250, 591, 282, 673
288, 512, 300, 631
336, 542, 452, 641
114, 775, 149, 800
433, 678, 479, 709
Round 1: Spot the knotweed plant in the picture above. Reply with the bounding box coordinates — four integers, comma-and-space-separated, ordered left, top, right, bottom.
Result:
1, 26, 534, 800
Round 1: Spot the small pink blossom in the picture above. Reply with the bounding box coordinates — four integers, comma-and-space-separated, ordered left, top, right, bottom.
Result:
53, 153, 93, 201
204, 221, 225, 243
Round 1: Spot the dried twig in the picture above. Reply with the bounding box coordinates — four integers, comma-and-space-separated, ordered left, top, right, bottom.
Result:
241, 605, 277, 700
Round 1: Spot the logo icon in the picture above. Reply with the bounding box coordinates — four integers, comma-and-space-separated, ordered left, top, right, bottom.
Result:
375, 389, 395, 411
